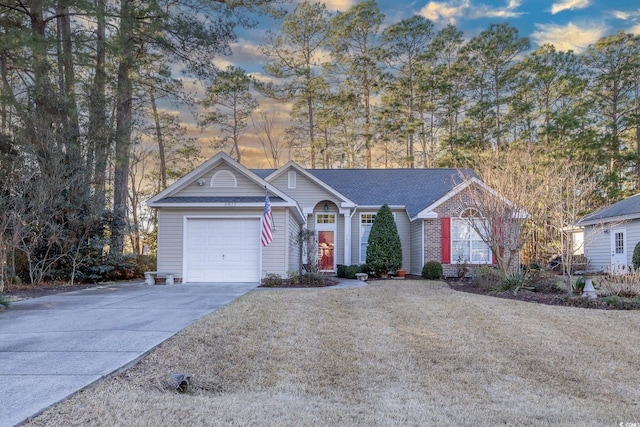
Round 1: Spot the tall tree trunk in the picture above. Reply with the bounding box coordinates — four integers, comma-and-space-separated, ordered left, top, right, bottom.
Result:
56, 6, 81, 166
112, 0, 134, 255
149, 89, 167, 190
87, 0, 109, 212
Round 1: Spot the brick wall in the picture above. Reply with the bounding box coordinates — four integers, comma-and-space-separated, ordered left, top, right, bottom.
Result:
422, 185, 518, 278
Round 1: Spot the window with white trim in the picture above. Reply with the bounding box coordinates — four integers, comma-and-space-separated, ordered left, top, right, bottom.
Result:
359, 212, 397, 264
316, 213, 335, 224
288, 171, 296, 189
451, 209, 491, 264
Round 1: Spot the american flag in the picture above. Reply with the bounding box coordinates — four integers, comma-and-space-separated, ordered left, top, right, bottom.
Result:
261, 189, 273, 246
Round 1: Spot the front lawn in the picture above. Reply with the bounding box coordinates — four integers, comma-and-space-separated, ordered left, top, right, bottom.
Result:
26, 280, 640, 426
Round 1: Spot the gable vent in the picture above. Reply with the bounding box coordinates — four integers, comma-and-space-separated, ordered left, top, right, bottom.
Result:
210, 170, 237, 188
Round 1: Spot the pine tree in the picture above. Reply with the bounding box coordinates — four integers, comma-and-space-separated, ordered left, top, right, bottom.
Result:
366, 204, 402, 277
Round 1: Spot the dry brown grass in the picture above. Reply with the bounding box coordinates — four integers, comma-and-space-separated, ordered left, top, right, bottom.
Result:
26, 280, 640, 426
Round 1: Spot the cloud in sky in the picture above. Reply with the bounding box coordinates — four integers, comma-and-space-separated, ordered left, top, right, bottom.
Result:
420, 0, 469, 24
550, 0, 590, 15
630, 24, 640, 35
419, 0, 523, 24
531, 21, 607, 52
314, 0, 355, 12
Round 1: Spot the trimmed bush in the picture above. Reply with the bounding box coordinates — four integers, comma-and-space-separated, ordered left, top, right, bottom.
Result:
633, 241, 640, 270
262, 273, 283, 287
366, 204, 402, 277
344, 265, 360, 279
337, 264, 347, 278
422, 261, 443, 280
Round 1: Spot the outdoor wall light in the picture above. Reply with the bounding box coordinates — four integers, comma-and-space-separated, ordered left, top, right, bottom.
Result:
323, 203, 329, 212
197, 178, 205, 186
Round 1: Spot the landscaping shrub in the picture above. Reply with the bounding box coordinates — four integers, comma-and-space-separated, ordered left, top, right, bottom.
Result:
366, 204, 402, 277
422, 261, 443, 280
599, 268, 640, 297
344, 265, 361, 280
300, 272, 324, 286
633, 242, 640, 270
0, 295, 11, 309
471, 265, 502, 290
337, 264, 347, 278
526, 268, 564, 293
496, 270, 530, 295
262, 273, 283, 287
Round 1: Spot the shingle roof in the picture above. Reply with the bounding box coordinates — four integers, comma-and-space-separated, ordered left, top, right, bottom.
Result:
308, 169, 470, 217
578, 193, 640, 224
252, 168, 474, 218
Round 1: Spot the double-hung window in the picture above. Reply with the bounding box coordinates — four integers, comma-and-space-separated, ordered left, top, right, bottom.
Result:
451, 209, 491, 264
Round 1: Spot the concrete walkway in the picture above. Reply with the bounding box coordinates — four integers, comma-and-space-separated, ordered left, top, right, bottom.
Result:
0, 281, 258, 427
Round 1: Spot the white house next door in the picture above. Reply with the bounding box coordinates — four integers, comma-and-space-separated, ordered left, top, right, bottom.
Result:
610, 228, 626, 269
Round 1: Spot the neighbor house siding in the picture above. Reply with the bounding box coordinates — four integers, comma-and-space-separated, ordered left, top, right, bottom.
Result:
410, 220, 424, 276
173, 163, 263, 198
584, 225, 612, 271
584, 221, 640, 271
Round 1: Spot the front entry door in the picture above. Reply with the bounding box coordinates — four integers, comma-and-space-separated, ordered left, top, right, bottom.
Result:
316, 213, 336, 272
610, 228, 627, 270
318, 230, 335, 271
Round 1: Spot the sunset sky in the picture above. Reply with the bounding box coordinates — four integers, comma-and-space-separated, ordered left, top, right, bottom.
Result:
171, 0, 640, 167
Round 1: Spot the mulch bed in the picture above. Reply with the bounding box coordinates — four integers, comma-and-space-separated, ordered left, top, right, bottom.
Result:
450, 281, 628, 310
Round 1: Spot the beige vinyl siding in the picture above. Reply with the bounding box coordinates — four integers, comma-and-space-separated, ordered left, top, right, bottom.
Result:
157, 209, 187, 277
157, 207, 295, 281
410, 220, 424, 275
270, 169, 342, 209
261, 207, 288, 277
287, 210, 302, 274
174, 163, 264, 198
394, 210, 411, 271
350, 213, 361, 266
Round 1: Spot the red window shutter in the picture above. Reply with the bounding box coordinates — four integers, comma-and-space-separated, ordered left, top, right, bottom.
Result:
441, 217, 451, 264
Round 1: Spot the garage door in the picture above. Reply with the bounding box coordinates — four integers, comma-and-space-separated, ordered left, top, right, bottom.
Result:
186, 218, 261, 283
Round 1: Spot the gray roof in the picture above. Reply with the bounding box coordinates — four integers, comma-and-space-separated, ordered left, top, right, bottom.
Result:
252, 168, 473, 217
579, 193, 640, 224
158, 196, 284, 203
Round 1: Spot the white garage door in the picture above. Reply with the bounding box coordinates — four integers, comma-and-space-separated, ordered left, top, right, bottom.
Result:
186, 218, 261, 283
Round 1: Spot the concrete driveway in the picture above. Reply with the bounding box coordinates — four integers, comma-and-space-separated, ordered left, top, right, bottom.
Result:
0, 281, 258, 427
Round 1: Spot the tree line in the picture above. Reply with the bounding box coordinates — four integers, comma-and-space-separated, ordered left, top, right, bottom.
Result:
256, 1, 640, 205
0, 0, 279, 287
